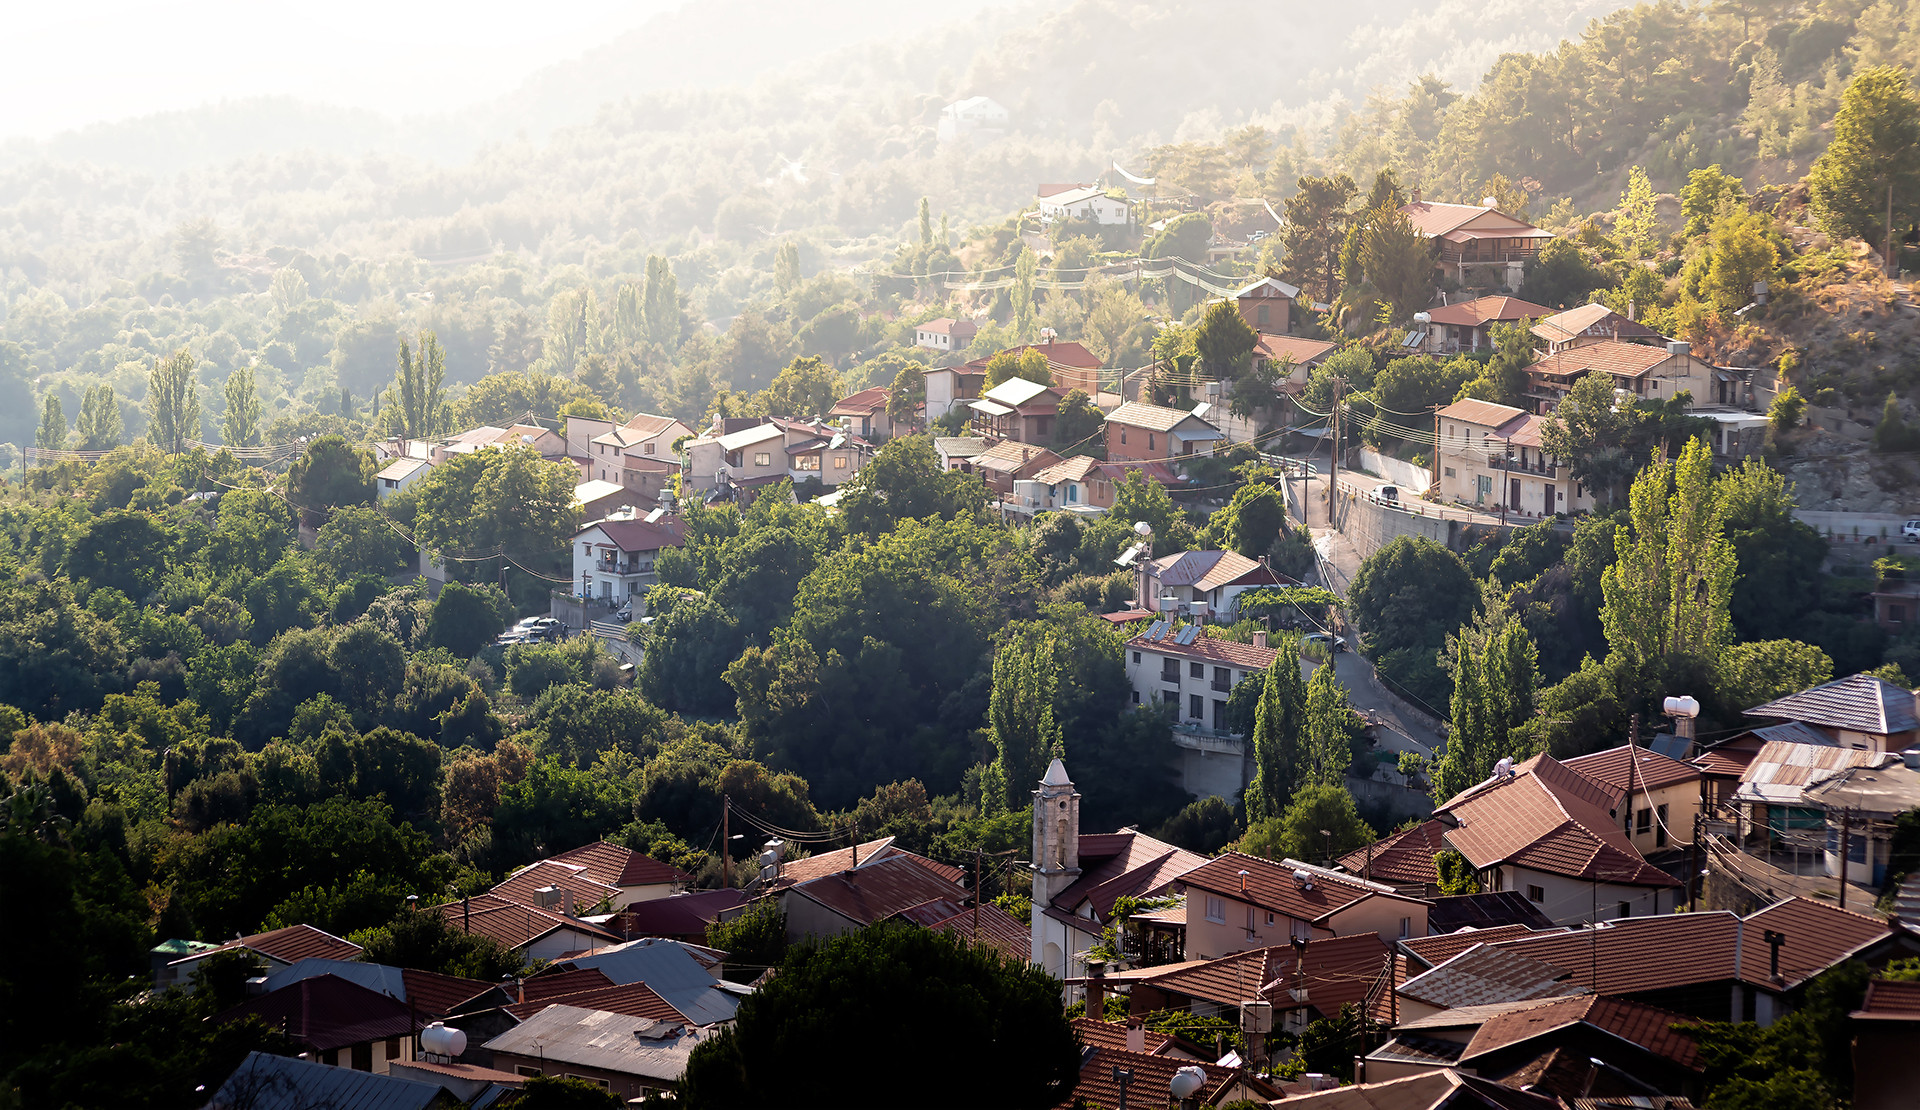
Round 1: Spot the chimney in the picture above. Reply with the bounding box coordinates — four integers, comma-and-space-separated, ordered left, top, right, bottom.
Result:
562, 888, 575, 918
1253, 631, 1269, 650
1086, 959, 1107, 1019
1411, 187, 1421, 205
1627, 300, 1637, 322
515, 977, 525, 1005
1125, 1020, 1147, 1053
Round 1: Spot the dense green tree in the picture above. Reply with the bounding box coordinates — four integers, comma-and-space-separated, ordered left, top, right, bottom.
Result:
1153, 795, 1241, 855
636, 590, 743, 715
422, 581, 513, 657
1349, 536, 1476, 658
400, 446, 581, 563
1192, 299, 1259, 378
146, 348, 201, 453
1518, 238, 1608, 308
984, 628, 1065, 812
329, 621, 407, 719
1681, 164, 1748, 238
517, 1076, 624, 1109
74, 384, 124, 452
1432, 606, 1540, 802
1542, 372, 1639, 509
1615, 166, 1660, 259
1212, 482, 1288, 559
1052, 388, 1101, 447
1359, 208, 1435, 323
1455, 319, 1535, 409
1716, 459, 1825, 642
706, 900, 788, 982
1238, 784, 1375, 865
1281, 175, 1357, 303
1601, 438, 1736, 675
286, 434, 375, 518
836, 436, 987, 537
1807, 65, 1920, 252
1299, 663, 1356, 787
1716, 639, 1833, 715
221, 366, 261, 448
1244, 635, 1305, 821
983, 346, 1052, 389
67, 509, 171, 600
35, 392, 66, 453
678, 926, 1078, 1109
313, 503, 415, 578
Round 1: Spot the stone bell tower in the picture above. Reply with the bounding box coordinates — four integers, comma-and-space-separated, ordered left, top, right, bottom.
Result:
1029, 759, 1081, 968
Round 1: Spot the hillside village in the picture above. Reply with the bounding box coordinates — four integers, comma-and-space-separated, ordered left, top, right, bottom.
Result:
11, 2, 1920, 1109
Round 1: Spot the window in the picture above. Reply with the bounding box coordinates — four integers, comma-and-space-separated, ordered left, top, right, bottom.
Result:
386, 1037, 401, 1060
1656, 804, 1669, 848
835, 455, 848, 469
795, 454, 821, 471
1265, 911, 1275, 925
1213, 699, 1226, 730
583, 544, 591, 556
645, 441, 656, 455
1205, 895, 1226, 923
350, 1043, 373, 1071
1444, 467, 1456, 478
1212, 667, 1230, 692
1189, 661, 1205, 679
1189, 694, 1204, 719
1526, 885, 1544, 903
753, 451, 772, 467
1245, 906, 1256, 931
1131, 651, 1141, 664
1120, 427, 1128, 444
1148, 433, 1156, 451
1399, 916, 1411, 939
1894, 603, 1909, 624
1257, 304, 1269, 326
321, 1050, 339, 1066
1131, 690, 1140, 704
1160, 659, 1180, 683
1618, 901, 1632, 919
1636, 808, 1651, 834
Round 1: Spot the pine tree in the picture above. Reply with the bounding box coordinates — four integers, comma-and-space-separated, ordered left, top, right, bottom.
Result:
35, 393, 66, 454
1616, 166, 1660, 259
1245, 635, 1306, 821
74, 384, 123, 451
146, 348, 200, 453
222, 367, 261, 448
1012, 247, 1039, 343
1300, 664, 1354, 788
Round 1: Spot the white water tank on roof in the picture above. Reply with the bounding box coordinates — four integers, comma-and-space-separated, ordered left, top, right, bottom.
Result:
420, 1023, 466, 1058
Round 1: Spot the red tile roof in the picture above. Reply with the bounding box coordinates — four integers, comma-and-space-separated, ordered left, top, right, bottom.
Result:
1528, 341, 1682, 382
433, 893, 621, 952
1436, 398, 1528, 431
605, 889, 746, 940
491, 860, 624, 914
505, 980, 689, 1024
1396, 943, 1582, 1010
1340, 819, 1447, 889
1071, 1018, 1172, 1055
830, 387, 891, 416
1425, 296, 1552, 328
1401, 200, 1538, 238
1104, 400, 1216, 434
1490, 914, 1744, 995
1401, 924, 1560, 970
1140, 934, 1393, 1019
585, 516, 687, 555
917, 317, 977, 336
962, 340, 1103, 371
974, 441, 1061, 474
399, 968, 495, 1017
520, 967, 618, 1002
770, 838, 966, 889
213, 975, 415, 1052
1531, 303, 1668, 344
1437, 755, 1675, 888
1742, 896, 1890, 987
1255, 334, 1339, 365
1177, 852, 1394, 924
1126, 630, 1278, 672
547, 840, 693, 889
1060, 1045, 1263, 1109
1045, 830, 1207, 918
1459, 995, 1700, 1071
191, 923, 362, 966
785, 855, 966, 927
1564, 745, 1702, 793
925, 901, 1032, 963
1858, 978, 1920, 1017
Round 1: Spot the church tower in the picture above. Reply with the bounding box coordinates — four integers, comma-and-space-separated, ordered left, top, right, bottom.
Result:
1029, 759, 1081, 969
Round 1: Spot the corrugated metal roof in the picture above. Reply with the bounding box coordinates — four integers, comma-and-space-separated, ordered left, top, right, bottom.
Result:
1397, 943, 1585, 1010
1103, 400, 1217, 434
483, 1004, 712, 1083
1733, 740, 1892, 805
1400, 925, 1560, 970
552, 938, 741, 1026
1745, 672, 1920, 735
1458, 995, 1700, 1071
1424, 893, 1557, 935
549, 840, 693, 888
786, 854, 967, 928
210, 1051, 450, 1110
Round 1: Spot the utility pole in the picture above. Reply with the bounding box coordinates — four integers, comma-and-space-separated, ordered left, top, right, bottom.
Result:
1328, 376, 1342, 525
1838, 808, 1852, 910
1688, 813, 1703, 912
1888, 183, 1897, 278
1431, 406, 1441, 491
720, 795, 731, 889
974, 846, 983, 939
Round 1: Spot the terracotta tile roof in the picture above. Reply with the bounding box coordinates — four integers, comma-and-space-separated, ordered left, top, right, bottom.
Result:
830, 387, 891, 416
1341, 819, 1447, 888
1857, 978, 1920, 1017
1149, 549, 1276, 592
213, 975, 415, 1052
1126, 629, 1278, 672
547, 840, 693, 888
1263, 1068, 1560, 1110
925, 901, 1031, 963
491, 860, 625, 914
1743, 896, 1890, 987
769, 839, 966, 890
974, 339, 1103, 370
1060, 1045, 1263, 1109
1401, 925, 1560, 970
433, 893, 621, 952
1528, 341, 1682, 382
1401, 200, 1501, 237
1425, 296, 1552, 328
1745, 672, 1919, 734
1531, 303, 1669, 344
1502, 413, 1549, 449
1436, 398, 1528, 431
521, 967, 618, 1001
1142, 934, 1394, 1018
1693, 749, 1753, 776
506, 980, 689, 1023
974, 440, 1061, 474
1104, 400, 1218, 434
1093, 459, 1184, 487
1178, 853, 1406, 923
1030, 455, 1102, 485
1437, 755, 1675, 888
1397, 943, 1584, 1010
1565, 745, 1703, 793
399, 968, 495, 1017
785, 855, 966, 927
1255, 334, 1338, 364
1490, 914, 1746, 995
1071, 1018, 1173, 1055
581, 516, 687, 555
917, 316, 977, 336
1045, 830, 1207, 917
1459, 995, 1700, 1071
190, 923, 362, 966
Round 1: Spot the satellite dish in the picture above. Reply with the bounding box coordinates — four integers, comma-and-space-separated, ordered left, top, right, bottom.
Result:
1133, 521, 1153, 537
1170, 1066, 1208, 1099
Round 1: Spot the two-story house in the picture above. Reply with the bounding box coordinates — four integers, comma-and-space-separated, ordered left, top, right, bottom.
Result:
1742, 672, 1920, 754
1563, 744, 1704, 857
1524, 339, 1715, 414
1530, 302, 1673, 354
1418, 295, 1550, 355
969, 376, 1064, 443
914, 316, 977, 354
1104, 402, 1223, 462
1174, 853, 1430, 959
583, 412, 694, 497
572, 510, 686, 603
1125, 622, 1276, 799
1234, 276, 1299, 335
375, 457, 431, 501
830, 387, 897, 441
1139, 549, 1289, 619
925, 340, 1105, 420
1401, 190, 1554, 287
682, 418, 872, 491
1433, 398, 1595, 518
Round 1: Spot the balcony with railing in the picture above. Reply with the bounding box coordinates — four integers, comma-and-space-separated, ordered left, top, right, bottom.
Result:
596, 556, 655, 576
1485, 455, 1563, 478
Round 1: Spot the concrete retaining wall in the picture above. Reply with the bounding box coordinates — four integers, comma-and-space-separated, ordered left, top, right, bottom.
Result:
1794, 511, 1916, 541
1356, 449, 1433, 494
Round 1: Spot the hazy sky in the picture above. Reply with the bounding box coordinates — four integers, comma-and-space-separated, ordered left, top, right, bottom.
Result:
0, 0, 673, 139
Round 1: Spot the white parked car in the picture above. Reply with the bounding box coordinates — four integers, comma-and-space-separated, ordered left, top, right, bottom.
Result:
1904, 519, 1920, 543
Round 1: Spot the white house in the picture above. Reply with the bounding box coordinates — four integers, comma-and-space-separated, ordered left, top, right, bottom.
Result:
572, 510, 686, 602
1038, 186, 1132, 226
374, 457, 430, 501
914, 317, 977, 353
938, 96, 1009, 143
